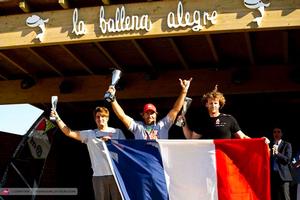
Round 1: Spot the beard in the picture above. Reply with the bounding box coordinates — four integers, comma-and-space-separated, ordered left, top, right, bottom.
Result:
145, 118, 155, 125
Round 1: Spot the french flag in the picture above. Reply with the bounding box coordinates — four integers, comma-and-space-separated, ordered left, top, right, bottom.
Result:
104, 139, 270, 200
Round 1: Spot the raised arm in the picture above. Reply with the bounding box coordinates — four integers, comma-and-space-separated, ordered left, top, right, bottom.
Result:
50, 110, 81, 141
108, 86, 132, 129
167, 78, 192, 123
178, 115, 202, 139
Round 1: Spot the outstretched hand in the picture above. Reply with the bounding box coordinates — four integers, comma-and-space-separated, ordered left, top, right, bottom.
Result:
178, 114, 186, 120
101, 136, 111, 142
107, 85, 116, 96
261, 136, 270, 144
50, 109, 60, 121
179, 77, 193, 92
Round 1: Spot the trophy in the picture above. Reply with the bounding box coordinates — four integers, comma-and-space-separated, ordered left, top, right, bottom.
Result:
176, 97, 192, 127
49, 96, 58, 121
104, 69, 122, 102
272, 144, 278, 155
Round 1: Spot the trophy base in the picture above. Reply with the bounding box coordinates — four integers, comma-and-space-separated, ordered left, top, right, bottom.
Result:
49, 116, 56, 121
104, 92, 115, 103
175, 119, 185, 127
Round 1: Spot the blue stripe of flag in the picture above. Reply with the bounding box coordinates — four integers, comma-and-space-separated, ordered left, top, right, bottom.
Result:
106, 140, 169, 200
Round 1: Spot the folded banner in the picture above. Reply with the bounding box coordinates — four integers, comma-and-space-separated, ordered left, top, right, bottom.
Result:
105, 139, 270, 200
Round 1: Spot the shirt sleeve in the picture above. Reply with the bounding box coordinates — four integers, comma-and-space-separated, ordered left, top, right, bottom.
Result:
79, 130, 92, 143
229, 115, 241, 134
117, 128, 126, 139
156, 115, 173, 139
159, 115, 173, 130
128, 116, 139, 132
128, 117, 146, 139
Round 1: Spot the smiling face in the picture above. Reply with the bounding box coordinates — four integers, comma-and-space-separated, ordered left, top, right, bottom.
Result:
142, 110, 157, 125
95, 112, 109, 129
93, 107, 109, 130
273, 128, 282, 141
206, 98, 221, 117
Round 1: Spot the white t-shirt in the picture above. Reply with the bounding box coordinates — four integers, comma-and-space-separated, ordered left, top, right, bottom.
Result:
79, 127, 125, 176
128, 115, 173, 139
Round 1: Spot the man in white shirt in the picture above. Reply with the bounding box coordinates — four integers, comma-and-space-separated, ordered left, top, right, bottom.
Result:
51, 106, 125, 200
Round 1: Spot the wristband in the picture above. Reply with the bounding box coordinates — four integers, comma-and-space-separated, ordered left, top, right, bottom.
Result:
111, 95, 116, 102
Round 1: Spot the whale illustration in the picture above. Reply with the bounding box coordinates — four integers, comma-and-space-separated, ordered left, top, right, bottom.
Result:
26, 15, 49, 41
244, 0, 270, 26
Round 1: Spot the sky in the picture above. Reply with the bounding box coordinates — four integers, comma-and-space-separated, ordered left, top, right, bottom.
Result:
0, 104, 44, 136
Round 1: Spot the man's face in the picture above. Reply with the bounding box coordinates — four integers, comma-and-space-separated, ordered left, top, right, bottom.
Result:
142, 110, 157, 125
273, 128, 282, 140
95, 112, 109, 127
206, 98, 220, 114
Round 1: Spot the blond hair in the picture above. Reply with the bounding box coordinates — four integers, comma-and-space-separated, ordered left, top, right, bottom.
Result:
202, 85, 226, 108
93, 106, 109, 119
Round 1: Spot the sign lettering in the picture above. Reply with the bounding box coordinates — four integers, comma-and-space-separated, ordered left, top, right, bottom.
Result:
99, 6, 152, 34
72, 8, 86, 35
167, 1, 217, 31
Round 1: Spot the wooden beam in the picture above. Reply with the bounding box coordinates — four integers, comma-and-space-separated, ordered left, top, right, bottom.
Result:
168, 38, 189, 70
60, 45, 94, 74
205, 35, 219, 63
244, 32, 255, 65
1, 0, 300, 49
131, 39, 155, 71
282, 31, 289, 64
58, 0, 69, 9
0, 73, 8, 80
0, 52, 29, 75
101, 0, 110, 5
19, 0, 30, 13
93, 42, 122, 70
27, 48, 64, 76
0, 65, 299, 104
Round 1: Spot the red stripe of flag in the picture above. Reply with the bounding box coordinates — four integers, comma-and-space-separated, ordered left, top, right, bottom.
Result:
214, 138, 270, 200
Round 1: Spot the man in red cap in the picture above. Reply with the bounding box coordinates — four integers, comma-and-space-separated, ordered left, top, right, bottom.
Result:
106, 78, 192, 139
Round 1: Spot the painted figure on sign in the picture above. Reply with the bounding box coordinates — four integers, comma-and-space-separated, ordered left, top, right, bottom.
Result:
244, 0, 270, 26
26, 15, 49, 41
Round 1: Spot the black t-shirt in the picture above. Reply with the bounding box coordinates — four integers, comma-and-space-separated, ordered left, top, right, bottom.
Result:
193, 113, 241, 139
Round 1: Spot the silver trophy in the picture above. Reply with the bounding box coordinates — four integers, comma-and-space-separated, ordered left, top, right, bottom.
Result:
272, 144, 278, 155
176, 97, 193, 127
104, 69, 122, 102
49, 96, 58, 121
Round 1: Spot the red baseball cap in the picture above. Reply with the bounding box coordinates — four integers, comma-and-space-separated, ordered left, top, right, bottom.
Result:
143, 103, 157, 113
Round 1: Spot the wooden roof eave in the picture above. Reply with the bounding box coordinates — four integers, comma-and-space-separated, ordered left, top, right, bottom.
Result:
0, 0, 299, 49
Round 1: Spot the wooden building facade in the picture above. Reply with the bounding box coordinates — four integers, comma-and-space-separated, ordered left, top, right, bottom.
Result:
0, 0, 300, 199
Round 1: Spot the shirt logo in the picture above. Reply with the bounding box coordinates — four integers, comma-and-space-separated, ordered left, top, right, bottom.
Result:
144, 125, 159, 139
